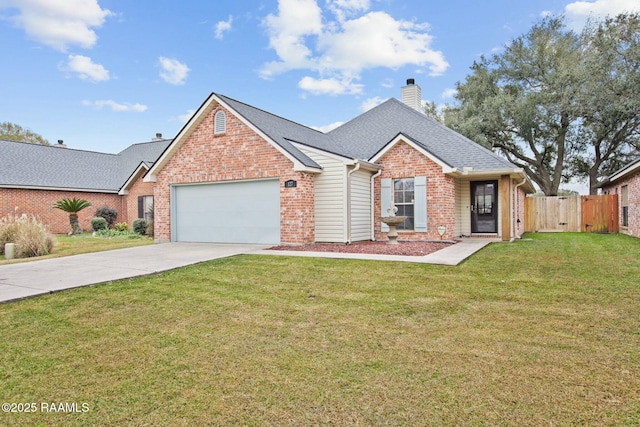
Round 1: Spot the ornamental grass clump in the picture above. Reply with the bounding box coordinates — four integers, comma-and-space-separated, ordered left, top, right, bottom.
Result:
0, 213, 55, 258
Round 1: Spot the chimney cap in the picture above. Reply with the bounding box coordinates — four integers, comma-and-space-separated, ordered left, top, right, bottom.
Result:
57, 139, 64, 144
406, 78, 415, 85
155, 133, 162, 138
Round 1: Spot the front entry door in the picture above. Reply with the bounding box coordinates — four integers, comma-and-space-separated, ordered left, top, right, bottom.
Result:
471, 181, 498, 233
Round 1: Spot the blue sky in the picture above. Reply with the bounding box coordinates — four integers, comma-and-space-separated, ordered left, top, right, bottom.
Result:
1, 0, 638, 158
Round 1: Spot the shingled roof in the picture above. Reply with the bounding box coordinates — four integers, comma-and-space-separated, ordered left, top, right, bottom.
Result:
214, 94, 518, 172
0, 138, 171, 192
329, 98, 517, 170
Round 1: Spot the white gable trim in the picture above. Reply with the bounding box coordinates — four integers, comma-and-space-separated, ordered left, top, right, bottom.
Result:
609, 158, 640, 184
369, 134, 456, 174
119, 162, 148, 195
145, 93, 319, 182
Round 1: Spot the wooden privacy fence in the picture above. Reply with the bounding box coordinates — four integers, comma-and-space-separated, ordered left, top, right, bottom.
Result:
524, 195, 619, 233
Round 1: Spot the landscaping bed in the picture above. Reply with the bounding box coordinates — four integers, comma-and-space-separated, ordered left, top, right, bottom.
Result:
269, 240, 454, 256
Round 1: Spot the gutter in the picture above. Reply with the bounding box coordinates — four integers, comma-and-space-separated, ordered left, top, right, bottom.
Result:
370, 168, 383, 241
346, 162, 361, 243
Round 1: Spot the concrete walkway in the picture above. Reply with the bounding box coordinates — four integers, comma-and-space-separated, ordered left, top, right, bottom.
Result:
0, 239, 498, 304
0, 243, 268, 303
258, 238, 499, 265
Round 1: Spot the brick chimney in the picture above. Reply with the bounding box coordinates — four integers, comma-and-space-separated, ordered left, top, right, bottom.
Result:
401, 78, 422, 112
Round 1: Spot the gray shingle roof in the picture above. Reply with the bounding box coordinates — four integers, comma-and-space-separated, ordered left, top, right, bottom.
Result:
219, 95, 517, 171
328, 98, 516, 170
0, 138, 171, 191
217, 94, 327, 168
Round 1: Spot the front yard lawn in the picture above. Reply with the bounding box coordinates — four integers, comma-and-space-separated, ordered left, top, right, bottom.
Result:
0, 234, 152, 265
0, 233, 639, 425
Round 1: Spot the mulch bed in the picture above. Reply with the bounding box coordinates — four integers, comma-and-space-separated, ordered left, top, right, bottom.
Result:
268, 240, 454, 256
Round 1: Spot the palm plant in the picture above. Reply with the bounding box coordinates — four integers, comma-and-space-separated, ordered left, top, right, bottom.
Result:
53, 198, 92, 235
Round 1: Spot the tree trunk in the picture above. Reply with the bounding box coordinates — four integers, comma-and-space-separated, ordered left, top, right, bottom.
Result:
69, 213, 80, 235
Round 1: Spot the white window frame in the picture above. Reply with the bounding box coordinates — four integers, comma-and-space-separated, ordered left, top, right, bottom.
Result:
393, 178, 415, 231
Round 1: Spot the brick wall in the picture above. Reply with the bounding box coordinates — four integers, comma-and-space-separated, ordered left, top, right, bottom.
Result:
0, 188, 123, 234
603, 167, 640, 238
374, 141, 456, 241
154, 105, 315, 243
122, 171, 155, 230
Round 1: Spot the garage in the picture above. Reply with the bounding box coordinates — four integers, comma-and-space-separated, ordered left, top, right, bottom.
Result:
172, 179, 280, 244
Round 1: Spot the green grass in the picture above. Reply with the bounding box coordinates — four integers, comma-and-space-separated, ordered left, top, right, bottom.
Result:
0, 234, 152, 265
1, 233, 639, 425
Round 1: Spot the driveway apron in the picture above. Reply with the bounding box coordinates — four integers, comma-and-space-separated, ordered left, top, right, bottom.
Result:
0, 243, 268, 303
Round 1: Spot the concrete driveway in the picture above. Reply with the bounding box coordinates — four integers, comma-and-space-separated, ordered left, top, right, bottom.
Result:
0, 243, 268, 303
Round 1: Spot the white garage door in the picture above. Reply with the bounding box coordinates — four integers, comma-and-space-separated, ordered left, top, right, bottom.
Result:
172, 179, 280, 244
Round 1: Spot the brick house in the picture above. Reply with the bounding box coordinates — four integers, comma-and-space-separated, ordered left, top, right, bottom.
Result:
0, 137, 170, 234
600, 158, 640, 238
145, 80, 534, 244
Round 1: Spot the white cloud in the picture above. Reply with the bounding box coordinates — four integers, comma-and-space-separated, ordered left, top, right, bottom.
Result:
441, 88, 457, 99
310, 121, 344, 132
380, 78, 394, 88
261, 0, 448, 94
158, 57, 190, 85
65, 54, 109, 82
178, 109, 196, 123
82, 100, 147, 112
564, 0, 640, 30
298, 76, 363, 95
0, 0, 112, 51
360, 96, 387, 112
215, 15, 233, 39
261, 0, 323, 78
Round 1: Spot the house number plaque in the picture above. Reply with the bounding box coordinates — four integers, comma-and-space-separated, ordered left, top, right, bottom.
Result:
284, 180, 297, 188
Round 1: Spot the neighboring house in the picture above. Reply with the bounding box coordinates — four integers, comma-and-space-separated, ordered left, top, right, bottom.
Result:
145, 80, 535, 244
600, 157, 640, 238
0, 137, 171, 234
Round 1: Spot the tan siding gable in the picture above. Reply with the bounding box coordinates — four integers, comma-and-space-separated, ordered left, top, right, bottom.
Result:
297, 145, 348, 242
350, 169, 372, 241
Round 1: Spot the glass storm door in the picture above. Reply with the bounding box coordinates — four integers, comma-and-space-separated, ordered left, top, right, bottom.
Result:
471, 181, 498, 233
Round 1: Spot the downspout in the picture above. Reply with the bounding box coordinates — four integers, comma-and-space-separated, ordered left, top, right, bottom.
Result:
370, 168, 383, 241
513, 176, 528, 240
346, 162, 361, 244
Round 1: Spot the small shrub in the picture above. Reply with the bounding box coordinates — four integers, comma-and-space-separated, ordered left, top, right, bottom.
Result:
0, 213, 55, 258
90, 217, 108, 231
114, 222, 129, 232
95, 206, 118, 228
132, 218, 148, 235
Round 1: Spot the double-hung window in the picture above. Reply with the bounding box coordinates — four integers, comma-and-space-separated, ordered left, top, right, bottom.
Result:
138, 195, 154, 222
393, 178, 414, 230
622, 185, 629, 227
381, 176, 427, 233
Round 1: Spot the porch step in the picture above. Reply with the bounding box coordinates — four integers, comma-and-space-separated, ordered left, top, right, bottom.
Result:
470, 233, 499, 238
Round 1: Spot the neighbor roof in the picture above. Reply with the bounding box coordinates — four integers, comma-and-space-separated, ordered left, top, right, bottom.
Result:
599, 157, 640, 188
0, 138, 171, 192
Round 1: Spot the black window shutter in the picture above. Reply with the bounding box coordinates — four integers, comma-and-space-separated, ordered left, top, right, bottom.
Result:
138, 196, 144, 219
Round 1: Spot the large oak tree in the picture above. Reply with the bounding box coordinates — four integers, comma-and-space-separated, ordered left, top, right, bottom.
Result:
445, 14, 640, 195
0, 122, 49, 145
